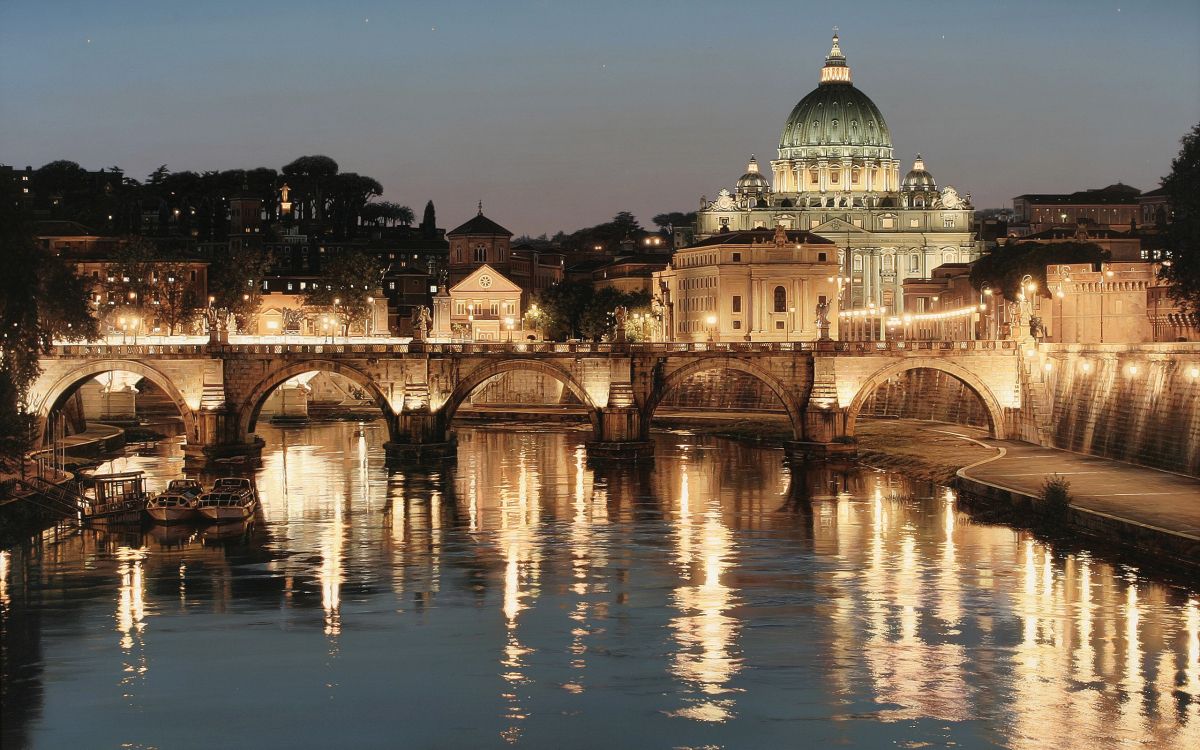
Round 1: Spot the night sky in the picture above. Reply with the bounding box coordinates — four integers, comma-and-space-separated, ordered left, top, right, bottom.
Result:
2, 0, 1198, 235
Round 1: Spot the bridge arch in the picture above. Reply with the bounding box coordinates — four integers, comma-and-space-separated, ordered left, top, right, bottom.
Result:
845, 358, 1008, 439
32, 359, 199, 446
238, 360, 395, 439
439, 359, 601, 437
644, 357, 806, 440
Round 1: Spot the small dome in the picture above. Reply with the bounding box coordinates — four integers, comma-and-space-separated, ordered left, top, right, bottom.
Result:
901, 154, 937, 191
736, 155, 771, 193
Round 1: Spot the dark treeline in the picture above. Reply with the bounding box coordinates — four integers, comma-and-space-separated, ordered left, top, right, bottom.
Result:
21, 155, 399, 240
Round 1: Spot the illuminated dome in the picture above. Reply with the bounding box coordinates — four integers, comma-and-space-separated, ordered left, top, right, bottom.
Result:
901, 155, 936, 191
736, 155, 771, 194
778, 32, 893, 160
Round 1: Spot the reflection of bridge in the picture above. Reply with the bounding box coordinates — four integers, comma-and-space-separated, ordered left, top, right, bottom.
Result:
31, 340, 1025, 466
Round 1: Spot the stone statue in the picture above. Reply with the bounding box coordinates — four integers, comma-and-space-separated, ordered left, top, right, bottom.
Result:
613, 305, 628, 342
411, 305, 432, 340
773, 224, 788, 247
816, 300, 832, 341
940, 186, 965, 210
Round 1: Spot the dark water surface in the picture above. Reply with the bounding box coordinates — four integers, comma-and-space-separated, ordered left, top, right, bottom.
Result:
2, 423, 1198, 749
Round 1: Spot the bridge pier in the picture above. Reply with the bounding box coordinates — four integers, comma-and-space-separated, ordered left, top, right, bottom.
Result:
183, 405, 264, 471
784, 405, 856, 461
384, 409, 457, 464
585, 405, 653, 461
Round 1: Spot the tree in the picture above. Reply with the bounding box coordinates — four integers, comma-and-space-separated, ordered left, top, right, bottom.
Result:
103, 238, 159, 329
1161, 123, 1200, 317
579, 288, 652, 341
154, 261, 201, 335
208, 246, 273, 333
302, 248, 381, 336
1, 193, 98, 471
531, 281, 593, 339
969, 241, 1108, 302
652, 211, 697, 231
282, 155, 339, 223
420, 200, 437, 238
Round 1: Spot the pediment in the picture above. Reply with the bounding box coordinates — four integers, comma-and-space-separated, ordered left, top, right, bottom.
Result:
450, 264, 521, 294
810, 217, 869, 234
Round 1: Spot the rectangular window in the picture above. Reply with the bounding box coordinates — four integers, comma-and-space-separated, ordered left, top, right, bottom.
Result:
775, 321, 785, 330
456, 302, 465, 315
818, 252, 827, 262
732, 295, 741, 313
732, 320, 742, 330
286, 282, 293, 291
732, 252, 741, 262
909, 219, 920, 228
810, 219, 820, 229
853, 218, 863, 228
882, 217, 895, 229
389, 282, 396, 290
943, 217, 955, 228
490, 301, 498, 316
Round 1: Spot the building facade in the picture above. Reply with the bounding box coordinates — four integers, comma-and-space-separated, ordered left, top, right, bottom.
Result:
654, 227, 839, 342
693, 33, 978, 311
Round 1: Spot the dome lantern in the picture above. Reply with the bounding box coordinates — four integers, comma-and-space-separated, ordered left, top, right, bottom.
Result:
819, 29, 852, 85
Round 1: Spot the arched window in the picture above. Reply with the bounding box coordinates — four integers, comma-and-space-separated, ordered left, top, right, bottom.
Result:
773, 286, 787, 313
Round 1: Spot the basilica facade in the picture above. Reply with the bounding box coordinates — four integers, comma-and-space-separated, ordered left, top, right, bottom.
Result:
693, 33, 979, 312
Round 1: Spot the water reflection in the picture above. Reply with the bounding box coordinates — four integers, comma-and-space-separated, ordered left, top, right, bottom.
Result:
1, 424, 1198, 749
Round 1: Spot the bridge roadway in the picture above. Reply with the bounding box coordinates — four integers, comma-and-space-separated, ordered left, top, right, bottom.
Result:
30, 339, 1024, 467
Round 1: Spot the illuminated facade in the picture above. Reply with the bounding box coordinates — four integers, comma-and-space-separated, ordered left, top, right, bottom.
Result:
693, 33, 979, 312
654, 226, 840, 342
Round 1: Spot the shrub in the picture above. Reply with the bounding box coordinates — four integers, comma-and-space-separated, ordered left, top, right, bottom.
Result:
1039, 474, 1071, 519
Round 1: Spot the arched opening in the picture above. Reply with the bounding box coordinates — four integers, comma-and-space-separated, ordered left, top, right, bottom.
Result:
845, 360, 1007, 439
33, 360, 198, 451
773, 286, 787, 313
238, 360, 395, 441
644, 358, 804, 441
438, 360, 601, 438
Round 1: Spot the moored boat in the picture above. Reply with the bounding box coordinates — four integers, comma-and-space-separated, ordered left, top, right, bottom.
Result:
196, 477, 258, 523
81, 471, 149, 524
146, 479, 204, 523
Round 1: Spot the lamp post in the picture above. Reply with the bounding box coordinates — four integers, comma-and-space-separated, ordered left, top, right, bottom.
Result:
505, 316, 514, 343
705, 314, 717, 343
1018, 274, 1040, 340
787, 306, 796, 342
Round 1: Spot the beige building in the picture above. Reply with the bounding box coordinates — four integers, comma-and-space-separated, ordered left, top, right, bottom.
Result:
1043, 262, 1156, 344
253, 292, 388, 338
654, 227, 839, 342
433, 264, 523, 341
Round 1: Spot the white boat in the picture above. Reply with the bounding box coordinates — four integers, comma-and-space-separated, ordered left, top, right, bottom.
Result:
146, 479, 204, 523
196, 478, 258, 523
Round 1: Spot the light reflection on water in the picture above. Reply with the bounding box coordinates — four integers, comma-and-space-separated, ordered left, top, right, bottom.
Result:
1, 422, 1198, 749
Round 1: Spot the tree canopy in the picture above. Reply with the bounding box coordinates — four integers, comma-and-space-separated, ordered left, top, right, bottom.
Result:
1160, 123, 1200, 317
0, 192, 98, 470
530, 281, 651, 341
302, 249, 382, 335
969, 241, 1109, 301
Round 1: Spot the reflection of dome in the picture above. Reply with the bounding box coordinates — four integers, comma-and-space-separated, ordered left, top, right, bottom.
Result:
736, 155, 771, 195
901, 155, 936, 191
778, 33, 892, 158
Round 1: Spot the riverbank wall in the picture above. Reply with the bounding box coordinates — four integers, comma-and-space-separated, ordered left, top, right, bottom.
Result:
1031, 342, 1200, 476
955, 461, 1200, 575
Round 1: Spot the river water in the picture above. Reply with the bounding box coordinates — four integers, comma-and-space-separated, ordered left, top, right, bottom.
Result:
2, 422, 1198, 749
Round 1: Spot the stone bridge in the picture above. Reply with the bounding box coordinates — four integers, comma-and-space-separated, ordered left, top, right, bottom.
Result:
30, 340, 1024, 466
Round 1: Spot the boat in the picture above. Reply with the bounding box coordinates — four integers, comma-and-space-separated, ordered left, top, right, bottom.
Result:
146, 479, 204, 523
81, 471, 149, 524
196, 477, 258, 523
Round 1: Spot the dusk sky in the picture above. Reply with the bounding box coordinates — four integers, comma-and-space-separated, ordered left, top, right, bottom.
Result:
2, 0, 1198, 236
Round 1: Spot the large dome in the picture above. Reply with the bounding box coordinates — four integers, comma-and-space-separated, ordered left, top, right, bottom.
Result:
778, 34, 893, 157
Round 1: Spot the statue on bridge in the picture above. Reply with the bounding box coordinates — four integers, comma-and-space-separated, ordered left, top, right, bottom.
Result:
411, 305, 432, 341
612, 305, 628, 342
816, 300, 832, 341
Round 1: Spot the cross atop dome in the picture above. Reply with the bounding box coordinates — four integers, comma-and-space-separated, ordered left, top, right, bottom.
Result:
820, 29, 852, 84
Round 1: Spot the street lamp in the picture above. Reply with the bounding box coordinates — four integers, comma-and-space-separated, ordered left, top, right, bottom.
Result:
504, 316, 514, 343
705, 314, 717, 343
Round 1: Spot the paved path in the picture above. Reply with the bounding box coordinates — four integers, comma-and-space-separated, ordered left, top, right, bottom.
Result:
940, 428, 1200, 541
